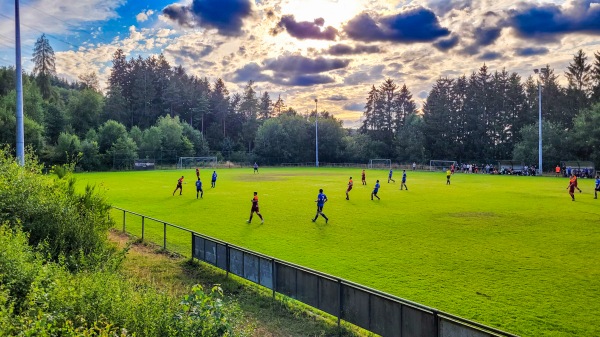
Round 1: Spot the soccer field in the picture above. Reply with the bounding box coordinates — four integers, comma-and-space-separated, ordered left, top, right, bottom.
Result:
76, 168, 600, 336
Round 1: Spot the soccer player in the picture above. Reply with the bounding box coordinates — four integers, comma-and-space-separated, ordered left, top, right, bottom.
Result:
567, 175, 577, 201
361, 169, 366, 185
595, 174, 600, 199
211, 171, 217, 188
247, 192, 264, 224
388, 169, 395, 183
253, 162, 259, 174
573, 174, 582, 193
371, 180, 381, 200
195, 177, 203, 199
346, 176, 353, 200
196, 167, 200, 179
173, 176, 184, 196
555, 165, 560, 177
312, 189, 329, 223
412, 162, 416, 171
400, 170, 408, 190
446, 169, 451, 185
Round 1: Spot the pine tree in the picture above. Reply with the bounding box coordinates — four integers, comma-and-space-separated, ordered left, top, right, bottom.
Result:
273, 95, 286, 116
393, 84, 416, 133
423, 77, 455, 159
564, 49, 592, 122
592, 52, 600, 103
258, 92, 273, 121
32, 34, 56, 99
360, 85, 378, 132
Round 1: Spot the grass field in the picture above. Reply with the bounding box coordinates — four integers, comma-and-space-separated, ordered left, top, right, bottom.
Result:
75, 168, 600, 337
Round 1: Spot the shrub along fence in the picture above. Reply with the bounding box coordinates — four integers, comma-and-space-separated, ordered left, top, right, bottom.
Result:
111, 206, 518, 337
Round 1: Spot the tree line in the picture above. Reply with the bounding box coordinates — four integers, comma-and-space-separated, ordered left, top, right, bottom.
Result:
1, 34, 600, 171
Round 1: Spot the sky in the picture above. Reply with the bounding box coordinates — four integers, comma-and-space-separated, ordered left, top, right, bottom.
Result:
1, 0, 600, 128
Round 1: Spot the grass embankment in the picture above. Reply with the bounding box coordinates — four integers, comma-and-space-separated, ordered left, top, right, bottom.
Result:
77, 168, 600, 336
110, 230, 365, 337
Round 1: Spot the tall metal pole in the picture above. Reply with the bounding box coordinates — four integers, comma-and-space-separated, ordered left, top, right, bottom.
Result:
15, 0, 25, 166
315, 99, 319, 167
538, 81, 542, 176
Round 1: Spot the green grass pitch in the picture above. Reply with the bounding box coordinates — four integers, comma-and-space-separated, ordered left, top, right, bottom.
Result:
75, 168, 600, 336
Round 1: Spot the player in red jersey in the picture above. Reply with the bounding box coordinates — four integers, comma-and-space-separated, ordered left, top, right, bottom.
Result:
572, 174, 582, 193
346, 177, 353, 200
247, 192, 264, 224
173, 176, 184, 196
361, 170, 366, 185
567, 174, 577, 201
195, 167, 200, 179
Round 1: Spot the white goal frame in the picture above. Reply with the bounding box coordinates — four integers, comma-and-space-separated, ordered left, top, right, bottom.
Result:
177, 156, 217, 169
429, 160, 457, 171
368, 159, 392, 169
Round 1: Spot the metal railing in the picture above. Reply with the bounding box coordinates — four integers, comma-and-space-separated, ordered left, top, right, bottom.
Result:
111, 206, 519, 337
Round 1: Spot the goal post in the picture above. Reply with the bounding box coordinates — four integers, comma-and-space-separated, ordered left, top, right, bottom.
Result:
177, 157, 217, 169
429, 160, 457, 171
368, 159, 391, 169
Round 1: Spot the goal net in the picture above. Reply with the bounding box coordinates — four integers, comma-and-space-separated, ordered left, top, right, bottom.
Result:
177, 157, 217, 169
429, 160, 457, 171
368, 159, 391, 169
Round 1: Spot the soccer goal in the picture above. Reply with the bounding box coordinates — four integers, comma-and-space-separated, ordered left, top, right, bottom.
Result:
368, 159, 392, 169
429, 160, 457, 171
177, 156, 217, 169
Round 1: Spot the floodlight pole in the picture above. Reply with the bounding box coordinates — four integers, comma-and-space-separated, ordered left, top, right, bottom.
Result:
315, 98, 319, 168
534, 68, 543, 176
15, 0, 25, 166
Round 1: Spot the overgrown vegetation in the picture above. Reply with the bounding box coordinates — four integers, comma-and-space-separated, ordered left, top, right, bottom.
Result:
0, 148, 248, 336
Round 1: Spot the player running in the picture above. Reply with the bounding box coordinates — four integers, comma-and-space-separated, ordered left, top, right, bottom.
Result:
195, 177, 203, 199
572, 174, 582, 193
312, 189, 329, 223
595, 174, 600, 199
567, 174, 577, 201
400, 170, 408, 190
371, 180, 381, 200
253, 162, 259, 174
247, 192, 264, 224
361, 169, 366, 185
388, 169, 395, 183
446, 169, 451, 185
211, 171, 217, 188
196, 167, 200, 179
346, 177, 353, 200
173, 176, 184, 196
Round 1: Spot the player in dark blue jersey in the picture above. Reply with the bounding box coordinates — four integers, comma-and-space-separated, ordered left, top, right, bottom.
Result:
253, 162, 259, 174
400, 170, 408, 190
211, 171, 217, 188
312, 189, 329, 223
371, 180, 381, 200
595, 174, 600, 199
388, 169, 395, 183
195, 178, 203, 199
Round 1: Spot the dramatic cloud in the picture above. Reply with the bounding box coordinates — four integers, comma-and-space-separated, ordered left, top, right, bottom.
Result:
343, 102, 364, 111
279, 74, 335, 86
326, 44, 382, 55
230, 62, 272, 83
263, 55, 350, 74
343, 7, 450, 43
426, 0, 473, 15
433, 35, 459, 51
508, 1, 600, 40
478, 51, 503, 61
162, 0, 253, 36
474, 27, 502, 47
326, 95, 349, 101
515, 46, 549, 56
271, 15, 338, 40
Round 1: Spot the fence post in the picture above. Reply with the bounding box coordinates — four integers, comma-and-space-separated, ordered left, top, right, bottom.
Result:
163, 223, 167, 250
122, 210, 126, 232
141, 216, 145, 241
338, 279, 343, 332
191, 232, 195, 261
272, 260, 276, 299
433, 310, 440, 337
225, 243, 229, 278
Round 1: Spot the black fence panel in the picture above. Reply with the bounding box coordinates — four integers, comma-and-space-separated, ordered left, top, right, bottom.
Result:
205, 240, 217, 265
243, 253, 260, 283
296, 270, 319, 308
402, 305, 436, 337
370, 295, 403, 337
259, 258, 273, 289
275, 262, 297, 298
440, 318, 492, 337
318, 277, 340, 317
216, 243, 227, 270
230, 248, 244, 277
341, 284, 370, 331
193, 236, 205, 261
